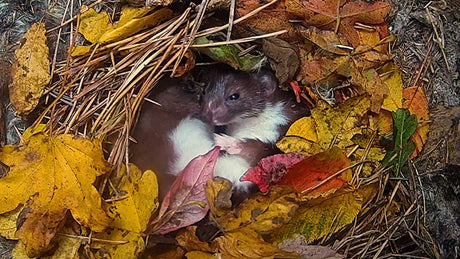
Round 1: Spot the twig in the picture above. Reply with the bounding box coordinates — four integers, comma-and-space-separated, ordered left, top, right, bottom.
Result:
190, 30, 287, 47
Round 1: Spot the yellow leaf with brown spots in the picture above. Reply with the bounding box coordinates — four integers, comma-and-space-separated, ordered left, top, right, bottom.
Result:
13, 230, 81, 259
381, 64, 403, 112
91, 229, 144, 259
207, 179, 298, 234
91, 164, 158, 259
277, 96, 371, 155
273, 184, 378, 243
9, 23, 50, 116
107, 164, 159, 233
0, 125, 110, 257
0, 205, 21, 240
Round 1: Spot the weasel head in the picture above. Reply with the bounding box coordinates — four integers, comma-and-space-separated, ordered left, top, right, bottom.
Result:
199, 67, 278, 126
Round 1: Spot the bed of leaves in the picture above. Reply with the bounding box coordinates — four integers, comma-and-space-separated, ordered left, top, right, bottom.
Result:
0, 0, 439, 258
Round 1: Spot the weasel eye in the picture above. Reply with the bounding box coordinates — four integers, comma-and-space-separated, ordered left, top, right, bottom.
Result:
227, 93, 240, 101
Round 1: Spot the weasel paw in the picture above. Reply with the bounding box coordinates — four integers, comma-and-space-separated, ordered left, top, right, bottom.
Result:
214, 134, 243, 154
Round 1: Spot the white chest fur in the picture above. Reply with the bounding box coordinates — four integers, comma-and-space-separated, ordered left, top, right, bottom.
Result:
227, 102, 288, 143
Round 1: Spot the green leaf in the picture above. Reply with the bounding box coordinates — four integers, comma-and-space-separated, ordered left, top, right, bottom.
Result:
382, 108, 418, 176
193, 37, 265, 72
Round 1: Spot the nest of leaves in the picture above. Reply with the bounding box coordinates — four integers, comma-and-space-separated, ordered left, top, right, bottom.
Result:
0, 0, 442, 258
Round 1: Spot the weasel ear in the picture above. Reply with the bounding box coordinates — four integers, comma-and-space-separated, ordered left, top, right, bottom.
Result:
258, 70, 278, 96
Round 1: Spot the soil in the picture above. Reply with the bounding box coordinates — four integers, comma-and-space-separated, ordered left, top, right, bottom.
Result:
388, 0, 460, 256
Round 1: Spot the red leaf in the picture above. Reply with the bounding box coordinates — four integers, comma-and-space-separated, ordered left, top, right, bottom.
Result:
278, 147, 352, 195
149, 147, 220, 235
241, 153, 306, 193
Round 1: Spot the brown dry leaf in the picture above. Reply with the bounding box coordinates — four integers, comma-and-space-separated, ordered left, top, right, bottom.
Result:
403, 86, 430, 157
279, 235, 343, 259
277, 96, 371, 155
176, 226, 215, 253
206, 178, 233, 223
9, 22, 50, 116
15, 208, 67, 257
236, 0, 296, 41
262, 37, 300, 85
13, 229, 81, 259
296, 26, 350, 55
215, 229, 299, 259
295, 0, 392, 47
185, 251, 217, 259
0, 125, 110, 257
362, 68, 388, 113
273, 184, 378, 243
174, 50, 196, 77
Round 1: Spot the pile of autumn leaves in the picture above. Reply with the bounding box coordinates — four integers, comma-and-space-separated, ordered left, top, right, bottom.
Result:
0, 0, 429, 258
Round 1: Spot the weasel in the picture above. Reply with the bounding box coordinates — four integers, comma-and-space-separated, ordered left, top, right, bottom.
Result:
130, 65, 308, 198
170, 65, 309, 192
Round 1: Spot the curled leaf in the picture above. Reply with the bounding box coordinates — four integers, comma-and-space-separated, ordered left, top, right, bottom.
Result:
273, 184, 378, 243
262, 37, 299, 85
149, 147, 220, 235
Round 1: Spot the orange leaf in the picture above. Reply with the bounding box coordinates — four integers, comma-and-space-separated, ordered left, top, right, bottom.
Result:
403, 86, 430, 157
278, 147, 352, 197
294, 0, 391, 47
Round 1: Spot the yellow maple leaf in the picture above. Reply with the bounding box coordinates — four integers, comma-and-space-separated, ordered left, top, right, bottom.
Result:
273, 184, 378, 244
9, 22, 50, 116
0, 125, 111, 257
91, 164, 159, 259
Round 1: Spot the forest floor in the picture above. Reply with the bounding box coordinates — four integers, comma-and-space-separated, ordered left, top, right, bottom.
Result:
0, 0, 459, 257
389, 0, 459, 257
